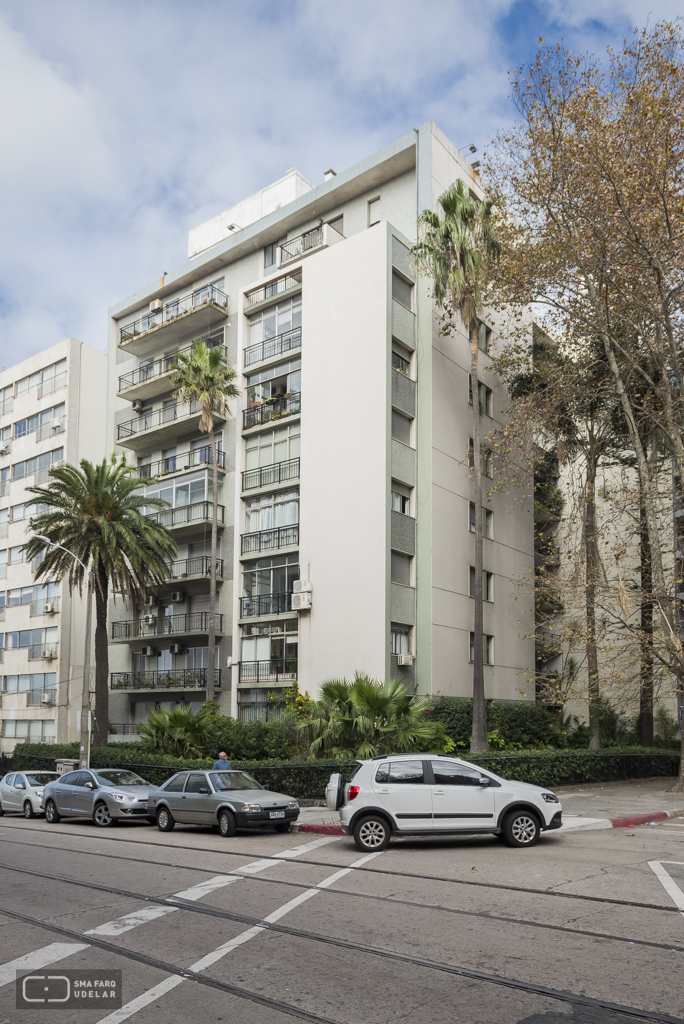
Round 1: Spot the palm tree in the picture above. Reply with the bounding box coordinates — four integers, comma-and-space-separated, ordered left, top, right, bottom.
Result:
23, 456, 177, 747
411, 179, 500, 753
171, 340, 240, 702
136, 703, 218, 758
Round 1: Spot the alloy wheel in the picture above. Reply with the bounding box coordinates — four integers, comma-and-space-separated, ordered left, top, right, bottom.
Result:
94, 803, 113, 827
358, 820, 387, 848
511, 815, 537, 844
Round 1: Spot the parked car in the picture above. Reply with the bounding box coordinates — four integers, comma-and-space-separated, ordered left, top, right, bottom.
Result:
43, 768, 157, 827
0, 770, 60, 818
326, 754, 563, 852
147, 769, 300, 837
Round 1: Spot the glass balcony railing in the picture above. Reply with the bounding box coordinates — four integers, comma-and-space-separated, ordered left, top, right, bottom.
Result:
145, 501, 224, 530
242, 458, 299, 492
138, 446, 225, 479
241, 525, 298, 555
243, 393, 300, 430
119, 344, 227, 393
119, 285, 228, 344
111, 612, 223, 640
110, 669, 221, 690
244, 327, 301, 368
239, 592, 292, 618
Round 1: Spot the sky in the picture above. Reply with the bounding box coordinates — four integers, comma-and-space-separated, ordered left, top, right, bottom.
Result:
0, 0, 680, 369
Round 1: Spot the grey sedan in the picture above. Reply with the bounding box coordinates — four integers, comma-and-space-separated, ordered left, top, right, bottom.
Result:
43, 768, 157, 827
0, 771, 60, 818
147, 770, 300, 837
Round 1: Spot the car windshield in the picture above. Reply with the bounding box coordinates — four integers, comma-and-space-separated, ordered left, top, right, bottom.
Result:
210, 772, 263, 792
26, 773, 59, 786
93, 770, 148, 787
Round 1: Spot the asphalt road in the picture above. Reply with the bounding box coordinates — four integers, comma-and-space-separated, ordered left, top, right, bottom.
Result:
0, 814, 683, 1024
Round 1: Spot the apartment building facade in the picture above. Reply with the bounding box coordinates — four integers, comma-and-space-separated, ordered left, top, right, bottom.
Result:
0, 338, 107, 752
107, 121, 535, 726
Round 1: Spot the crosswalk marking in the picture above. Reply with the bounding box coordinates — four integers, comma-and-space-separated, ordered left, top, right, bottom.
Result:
0, 942, 88, 988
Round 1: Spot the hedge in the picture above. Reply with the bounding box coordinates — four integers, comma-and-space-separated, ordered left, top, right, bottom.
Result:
9, 744, 680, 798
427, 697, 563, 748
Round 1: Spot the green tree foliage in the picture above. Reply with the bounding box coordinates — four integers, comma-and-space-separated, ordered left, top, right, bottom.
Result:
136, 703, 219, 758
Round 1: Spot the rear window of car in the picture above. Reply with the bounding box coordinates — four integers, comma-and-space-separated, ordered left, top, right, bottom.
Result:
375, 760, 424, 784
61, 772, 80, 785
162, 775, 187, 792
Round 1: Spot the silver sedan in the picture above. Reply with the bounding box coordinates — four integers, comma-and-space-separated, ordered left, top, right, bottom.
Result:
0, 770, 60, 818
42, 768, 157, 827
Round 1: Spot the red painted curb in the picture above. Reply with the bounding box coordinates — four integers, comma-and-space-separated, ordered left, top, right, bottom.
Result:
294, 823, 344, 835
609, 811, 668, 828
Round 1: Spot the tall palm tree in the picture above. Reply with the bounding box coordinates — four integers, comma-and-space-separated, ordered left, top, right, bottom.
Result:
411, 179, 500, 752
23, 456, 177, 747
171, 341, 240, 702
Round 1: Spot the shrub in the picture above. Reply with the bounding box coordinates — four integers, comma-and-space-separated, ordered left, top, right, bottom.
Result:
427, 698, 559, 749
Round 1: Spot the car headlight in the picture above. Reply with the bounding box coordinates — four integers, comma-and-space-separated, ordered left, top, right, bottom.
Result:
111, 793, 128, 802
541, 792, 559, 803
35, 787, 45, 795
288, 800, 298, 809
242, 803, 262, 812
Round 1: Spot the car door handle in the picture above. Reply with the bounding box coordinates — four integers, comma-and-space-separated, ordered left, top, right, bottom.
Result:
181, 795, 186, 799
377, 789, 389, 794
433, 790, 445, 795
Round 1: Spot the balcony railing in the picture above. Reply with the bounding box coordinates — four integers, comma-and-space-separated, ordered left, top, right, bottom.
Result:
243, 393, 300, 430
109, 723, 138, 735
119, 344, 227, 393
145, 501, 224, 530
241, 525, 298, 555
28, 643, 58, 661
239, 593, 293, 618
35, 461, 63, 484
26, 689, 56, 706
167, 556, 223, 580
244, 327, 301, 368
244, 270, 302, 310
38, 372, 67, 399
239, 659, 297, 683
30, 597, 60, 616
111, 612, 223, 639
279, 227, 323, 264
37, 417, 65, 442
111, 669, 222, 690
138, 446, 225, 479
118, 399, 204, 440
120, 285, 228, 343
242, 458, 300, 492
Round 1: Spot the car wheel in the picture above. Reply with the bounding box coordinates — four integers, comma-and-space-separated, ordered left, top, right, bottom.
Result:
218, 809, 236, 837
156, 806, 175, 832
93, 802, 117, 828
45, 799, 61, 824
353, 815, 391, 852
274, 822, 291, 833
502, 809, 540, 848
0, 801, 4, 816
23, 801, 35, 819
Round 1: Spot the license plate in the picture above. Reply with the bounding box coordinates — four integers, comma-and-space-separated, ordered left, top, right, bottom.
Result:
269, 810, 285, 819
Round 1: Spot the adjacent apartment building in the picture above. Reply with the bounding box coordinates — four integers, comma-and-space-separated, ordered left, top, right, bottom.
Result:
0, 338, 107, 752
107, 121, 535, 727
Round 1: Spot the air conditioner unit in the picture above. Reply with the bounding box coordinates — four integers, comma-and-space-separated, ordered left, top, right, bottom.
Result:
170, 591, 185, 603
50, 420, 62, 433
292, 592, 312, 611
0, 443, 9, 456
397, 653, 414, 666
43, 603, 55, 614
132, 399, 144, 413
144, 595, 156, 607
293, 580, 312, 594
143, 614, 156, 626
169, 643, 183, 655
42, 649, 56, 660
150, 299, 163, 311
140, 646, 156, 657
40, 692, 52, 705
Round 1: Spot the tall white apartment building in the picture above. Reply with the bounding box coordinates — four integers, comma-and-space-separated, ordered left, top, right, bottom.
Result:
0, 338, 107, 752
107, 121, 534, 726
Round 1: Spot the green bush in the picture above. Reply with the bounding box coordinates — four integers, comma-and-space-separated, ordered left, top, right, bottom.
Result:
427, 698, 560, 749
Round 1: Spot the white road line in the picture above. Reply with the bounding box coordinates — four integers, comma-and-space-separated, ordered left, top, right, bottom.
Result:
169, 875, 243, 902
273, 835, 342, 858
0, 942, 89, 987
648, 860, 684, 914
86, 906, 178, 937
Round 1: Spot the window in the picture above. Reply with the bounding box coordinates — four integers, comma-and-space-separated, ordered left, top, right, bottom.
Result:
469, 503, 492, 538
430, 761, 483, 786
12, 447, 63, 482
375, 760, 424, 784
246, 357, 300, 404
241, 618, 298, 664
391, 551, 412, 587
9, 546, 25, 565
8, 586, 33, 607
248, 299, 301, 351
14, 403, 65, 440
392, 271, 413, 310
244, 490, 298, 533
0, 508, 6, 539
15, 359, 66, 398
244, 423, 300, 470
0, 549, 6, 579
185, 773, 208, 793
469, 632, 494, 664
4, 672, 56, 693
392, 411, 412, 445
468, 380, 492, 416
2, 719, 54, 741
140, 470, 208, 513
368, 197, 381, 227
5, 626, 57, 650
192, 277, 224, 307
392, 345, 411, 376
0, 385, 12, 415
163, 775, 187, 792
391, 625, 410, 656
242, 555, 299, 599
469, 568, 493, 601
471, 323, 491, 353
391, 482, 411, 515
264, 243, 277, 269
468, 439, 492, 477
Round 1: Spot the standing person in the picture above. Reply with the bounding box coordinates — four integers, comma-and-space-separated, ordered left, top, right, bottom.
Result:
213, 751, 231, 769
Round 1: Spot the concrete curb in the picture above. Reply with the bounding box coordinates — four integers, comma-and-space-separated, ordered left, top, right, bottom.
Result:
609, 806, 684, 828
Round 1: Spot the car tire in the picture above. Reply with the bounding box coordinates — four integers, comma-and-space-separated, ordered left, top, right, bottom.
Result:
93, 802, 118, 828
45, 799, 61, 824
273, 822, 291, 833
0, 801, 4, 816
23, 801, 35, 819
353, 815, 391, 852
218, 809, 236, 838
156, 806, 175, 832
502, 809, 541, 848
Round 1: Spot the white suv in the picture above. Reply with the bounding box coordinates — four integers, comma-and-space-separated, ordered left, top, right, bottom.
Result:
326, 754, 562, 852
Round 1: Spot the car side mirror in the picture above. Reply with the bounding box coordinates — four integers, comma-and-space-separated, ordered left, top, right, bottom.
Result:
84, 782, 95, 789
478, 777, 490, 786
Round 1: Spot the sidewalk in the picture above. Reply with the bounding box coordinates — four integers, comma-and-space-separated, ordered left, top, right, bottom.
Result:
292, 778, 684, 835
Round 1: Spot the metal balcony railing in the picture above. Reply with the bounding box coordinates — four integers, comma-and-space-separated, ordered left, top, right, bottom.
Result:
239, 659, 297, 683
118, 400, 205, 440
110, 669, 222, 690
26, 689, 56, 706
242, 458, 300, 492
30, 597, 60, 616
244, 270, 302, 310
28, 643, 58, 661
111, 612, 223, 639
243, 393, 300, 429
239, 592, 292, 618
241, 525, 298, 555
119, 285, 228, 343
145, 501, 224, 530
279, 227, 323, 264
167, 556, 223, 580
119, 344, 227, 393
37, 417, 65, 441
244, 327, 301, 368
138, 446, 225, 479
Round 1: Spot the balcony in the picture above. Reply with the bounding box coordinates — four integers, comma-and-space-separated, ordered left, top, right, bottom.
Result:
535, 628, 562, 658
244, 270, 302, 311
111, 611, 223, 641
278, 223, 344, 267
241, 525, 298, 555
239, 659, 297, 683
119, 285, 228, 355
28, 643, 59, 662
37, 417, 65, 442
26, 689, 56, 706
138, 446, 225, 480
244, 328, 301, 369
118, 344, 227, 403
239, 593, 292, 618
30, 597, 60, 616
167, 556, 223, 581
242, 458, 299, 492
117, 400, 226, 451
145, 501, 224, 538
243, 393, 300, 430
110, 669, 222, 691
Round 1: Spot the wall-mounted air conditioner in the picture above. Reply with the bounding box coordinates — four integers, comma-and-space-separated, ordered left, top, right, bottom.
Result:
50, 420, 62, 433
171, 591, 185, 603
292, 592, 312, 611
132, 400, 144, 413
293, 580, 312, 594
144, 595, 156, 607
40, 692, 52, 704
169, 643, 183, 655
0, 443, 9, 456
43, 603, 55, 614
397, 653, 414, 666
143, 614, 156, 626
140, 646, 156, 657
150, 299, 163, 311
42, 649, 56, 660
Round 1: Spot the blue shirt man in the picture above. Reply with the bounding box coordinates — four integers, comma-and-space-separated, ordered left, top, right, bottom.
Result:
212, 752, 231, 769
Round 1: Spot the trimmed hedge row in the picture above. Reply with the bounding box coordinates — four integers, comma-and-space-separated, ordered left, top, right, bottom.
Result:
427, 697, 562, 748
10, 745, 681, 798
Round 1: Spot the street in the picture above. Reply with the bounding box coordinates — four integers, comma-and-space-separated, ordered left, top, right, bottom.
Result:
0, 816, 683, 1023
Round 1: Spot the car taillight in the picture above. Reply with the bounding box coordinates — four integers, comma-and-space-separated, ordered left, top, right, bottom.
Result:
348, 786, 360, 801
